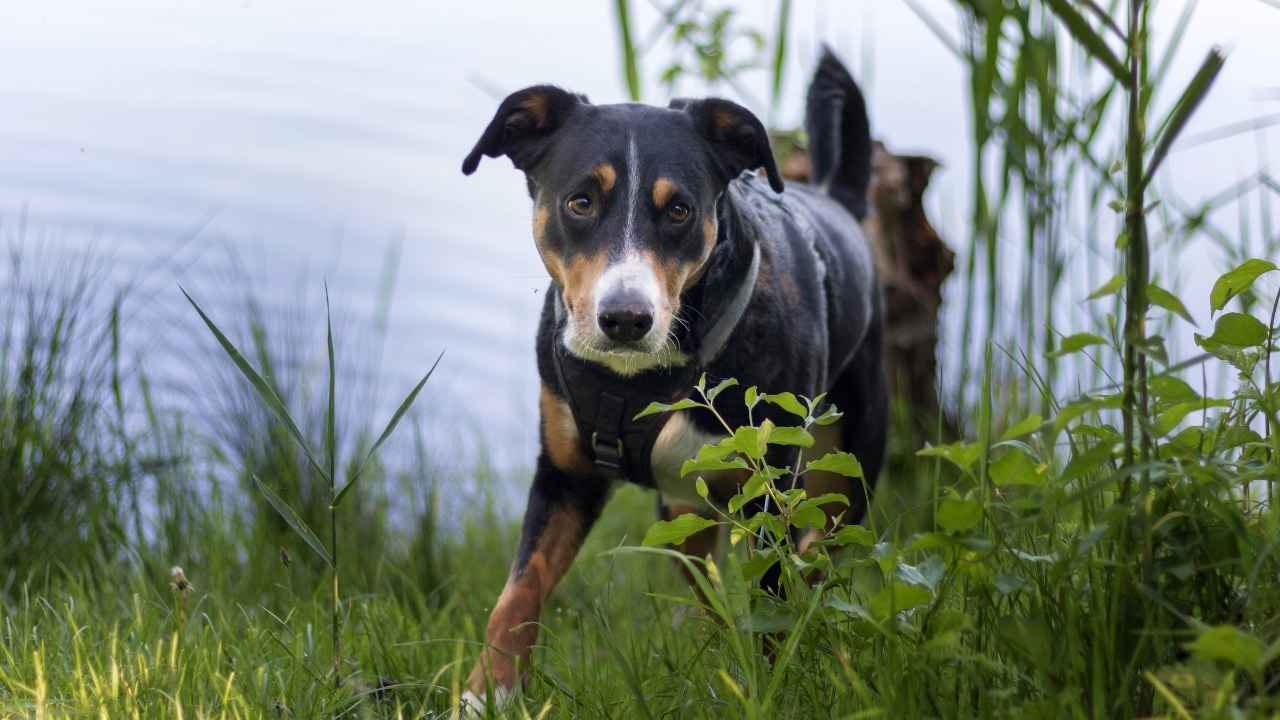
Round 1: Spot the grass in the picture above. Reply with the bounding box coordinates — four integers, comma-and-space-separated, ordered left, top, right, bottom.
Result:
4, 1, 1280, 718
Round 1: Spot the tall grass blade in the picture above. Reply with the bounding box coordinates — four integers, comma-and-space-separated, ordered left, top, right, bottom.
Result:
1045, 0, 1131, 86
181, 286, 331, 486
1144, 47, 1227, 186
324, 285, 336, 486
769, 0, 791, 114
334, 349, 444, 507
614, 0, 642, 101
251, 473, 334, 568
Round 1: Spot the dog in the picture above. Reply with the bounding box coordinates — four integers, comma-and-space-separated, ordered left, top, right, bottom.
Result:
458, 48, 887, 710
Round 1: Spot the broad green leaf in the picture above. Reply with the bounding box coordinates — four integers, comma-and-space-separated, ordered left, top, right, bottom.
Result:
813, 406, 844, 426
680, 444, 749, 478
790, 504, 827, 529
744, 385, 760, 408
1001, 414, 1043, 441
868, 581, 931, 621
728, 471, 770, 513
833, 525, 874, 547
936, 497, 982, 533
1154, 399, 1231, 436
634, 397, 702, 420
1061, 440, 1115, 482
804, 451, 864, 478
916, 441, 981, 473
731, 422, 771, 460
643, 514, 720, 547
800, 492, 849, 508
1147, 283, 1197, 326
766, 426, 814, 447
706, 377, 738, 402
695, 477, 709, 499
990, 449, 1044, 487
252, 474, 333, 568
1053, 394, 1123, 434
335, 349, 443, 507
747, 510, 786, 541
1085, 274, 1124, 301
1202, 312, 1268, 348
1149, 376, 1200, 405
1210, 259, 1276, 314
1187, 625, 1264, 671
764, 392, 808, 419
1049, 333, 1108, 358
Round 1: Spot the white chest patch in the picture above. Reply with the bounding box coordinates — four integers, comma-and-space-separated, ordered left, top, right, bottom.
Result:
650, 412, 740, 505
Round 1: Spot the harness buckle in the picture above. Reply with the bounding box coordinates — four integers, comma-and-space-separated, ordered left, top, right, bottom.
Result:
590, 431, 626, 475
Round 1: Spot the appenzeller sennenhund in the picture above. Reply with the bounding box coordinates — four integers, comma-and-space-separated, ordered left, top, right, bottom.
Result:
458, 49, 887, 710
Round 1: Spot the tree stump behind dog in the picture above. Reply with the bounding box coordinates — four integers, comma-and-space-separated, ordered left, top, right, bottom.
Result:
777, 138, 957, 440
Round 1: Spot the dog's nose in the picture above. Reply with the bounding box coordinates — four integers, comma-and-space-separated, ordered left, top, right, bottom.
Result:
597, 293, 654, 343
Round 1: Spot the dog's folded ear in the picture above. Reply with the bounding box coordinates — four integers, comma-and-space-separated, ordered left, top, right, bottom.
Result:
462, 86, 587, 176
671, 97, 783, 193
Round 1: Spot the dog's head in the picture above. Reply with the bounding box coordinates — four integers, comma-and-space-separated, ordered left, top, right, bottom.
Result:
463, 86, 781, 375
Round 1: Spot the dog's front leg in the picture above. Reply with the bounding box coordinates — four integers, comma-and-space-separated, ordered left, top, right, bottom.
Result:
464, 455, 608, 709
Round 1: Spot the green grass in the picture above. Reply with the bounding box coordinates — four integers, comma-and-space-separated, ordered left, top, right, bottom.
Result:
1, 248, 1278, 719
5, 1, 1280, 717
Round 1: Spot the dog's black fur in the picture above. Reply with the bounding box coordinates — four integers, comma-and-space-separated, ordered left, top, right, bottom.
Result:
459, 49, 886, 704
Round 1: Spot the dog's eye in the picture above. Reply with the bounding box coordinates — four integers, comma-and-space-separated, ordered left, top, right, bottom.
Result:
667, 203, 691, 224
566, 194, 593, 217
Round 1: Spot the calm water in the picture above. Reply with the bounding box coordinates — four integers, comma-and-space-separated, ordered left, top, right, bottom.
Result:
2, 1, 1276, 478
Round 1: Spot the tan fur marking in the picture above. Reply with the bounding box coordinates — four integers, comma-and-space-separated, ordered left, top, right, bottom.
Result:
539, 384, 592, 476
518, 93, 549, 128
467, 509, 584, 693
562, 251, 607, 317
640, 214, 717, 316
592, 163, 617, 193
531, 205, 565, 285
651, 177, 677, 208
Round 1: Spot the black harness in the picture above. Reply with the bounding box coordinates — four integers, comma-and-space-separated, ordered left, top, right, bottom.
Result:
552, 241, 761, 485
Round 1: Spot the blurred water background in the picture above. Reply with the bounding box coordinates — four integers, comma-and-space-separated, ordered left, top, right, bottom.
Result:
2, 0, 1276, 487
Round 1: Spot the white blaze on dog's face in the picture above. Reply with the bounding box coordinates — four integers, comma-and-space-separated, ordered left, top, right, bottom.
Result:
528, 120, 724, 377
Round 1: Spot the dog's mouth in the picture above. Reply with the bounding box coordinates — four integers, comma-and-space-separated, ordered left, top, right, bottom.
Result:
562, 329, 689, 377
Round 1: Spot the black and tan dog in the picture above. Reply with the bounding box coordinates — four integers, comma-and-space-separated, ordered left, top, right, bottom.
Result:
459, 49, 887, 709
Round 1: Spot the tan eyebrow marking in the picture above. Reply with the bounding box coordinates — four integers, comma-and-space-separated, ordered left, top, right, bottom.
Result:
652, 177, 678, 208
592, 163, 617, 193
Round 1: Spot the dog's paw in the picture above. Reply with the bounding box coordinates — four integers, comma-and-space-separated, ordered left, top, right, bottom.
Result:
458, 687, 514, 718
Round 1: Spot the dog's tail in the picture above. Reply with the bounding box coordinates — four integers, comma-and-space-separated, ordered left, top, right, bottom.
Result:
805, 47, 872, 221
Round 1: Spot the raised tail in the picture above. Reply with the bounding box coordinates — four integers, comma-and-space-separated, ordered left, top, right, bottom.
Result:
805, 47, 872, 221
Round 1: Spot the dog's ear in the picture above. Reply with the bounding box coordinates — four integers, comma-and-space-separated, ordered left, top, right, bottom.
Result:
462, 85, 586, 176
671, 97, 783, 193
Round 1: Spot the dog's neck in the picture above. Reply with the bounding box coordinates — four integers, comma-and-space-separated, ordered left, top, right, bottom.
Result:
673, 192, 759, 365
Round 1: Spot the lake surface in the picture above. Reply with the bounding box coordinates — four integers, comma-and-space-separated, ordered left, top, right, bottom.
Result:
2, 1, 1276, 484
